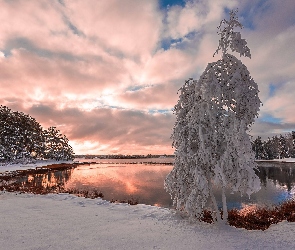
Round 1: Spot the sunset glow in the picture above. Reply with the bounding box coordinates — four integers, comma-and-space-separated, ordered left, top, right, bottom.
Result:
1, 0, 295, 154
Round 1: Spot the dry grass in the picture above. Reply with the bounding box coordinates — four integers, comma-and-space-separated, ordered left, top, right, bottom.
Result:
200, 200, 295, 230
66, 188, 104, 199
110, 197, 139, 205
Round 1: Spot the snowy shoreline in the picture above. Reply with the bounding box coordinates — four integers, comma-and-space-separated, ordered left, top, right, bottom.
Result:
1, 157, 294, 174
1, 161, 295, 249
1, 191, 295, 250
0, 159, 74, 173
256, 158, 295, 162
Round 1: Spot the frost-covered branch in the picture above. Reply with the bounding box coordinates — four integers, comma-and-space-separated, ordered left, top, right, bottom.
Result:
214, 9, 251, 58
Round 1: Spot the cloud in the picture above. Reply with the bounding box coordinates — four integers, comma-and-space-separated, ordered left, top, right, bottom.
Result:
12, 103, 175, 155
164, 0, 238, 39
262, 81, 295, 124
64, 0, 162, 59
0, 0, 295, 154
250, 120, 295, 140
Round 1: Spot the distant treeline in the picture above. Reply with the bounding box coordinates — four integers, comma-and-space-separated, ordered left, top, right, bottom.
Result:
252, 131, 295, 160
0, 105, 74, 163
76, 154, 175, 159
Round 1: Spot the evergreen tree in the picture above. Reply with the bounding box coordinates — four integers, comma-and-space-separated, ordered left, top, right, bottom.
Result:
252, 136, 265, 160
271, 136, 281, 159
0, 105, 74, 163
279, 134, 289, 159
251, 132, 295, 160
286, 132, 295, 158
263, 138, 275, 160
165, 10, 261, 223
0, 105, 44, 162
43, 127, 74, 161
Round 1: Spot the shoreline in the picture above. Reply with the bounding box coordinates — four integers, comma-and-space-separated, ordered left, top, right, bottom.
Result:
1, 191, 295, 249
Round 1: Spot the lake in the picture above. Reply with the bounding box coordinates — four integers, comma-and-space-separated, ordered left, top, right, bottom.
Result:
1, 158, 295, 210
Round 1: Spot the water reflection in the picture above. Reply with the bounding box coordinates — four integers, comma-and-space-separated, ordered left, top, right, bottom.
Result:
64, 164, 174, 207
0, 167, 73, 194
214, 163, 295, 209
1, 161, 295, 209
257, 163, 295, 192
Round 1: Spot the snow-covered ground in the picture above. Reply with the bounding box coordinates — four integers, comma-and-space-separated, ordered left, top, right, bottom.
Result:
1, 161, 295, 249
0, 160, 74, 173
256, 158, 295, 163
0, 192, 294, 250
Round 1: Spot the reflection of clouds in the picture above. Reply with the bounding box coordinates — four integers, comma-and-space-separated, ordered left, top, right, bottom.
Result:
213, 166, 295, 209
62, 162, 295, 208
64, 164, 173, 206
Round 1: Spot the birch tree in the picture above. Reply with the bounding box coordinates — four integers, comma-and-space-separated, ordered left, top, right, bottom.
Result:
165, 10, 261, 223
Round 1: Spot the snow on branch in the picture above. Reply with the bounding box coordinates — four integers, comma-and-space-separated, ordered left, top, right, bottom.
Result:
214, 9, 251, 58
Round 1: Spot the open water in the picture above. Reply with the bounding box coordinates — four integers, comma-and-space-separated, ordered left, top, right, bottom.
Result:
1, 158, 295, 210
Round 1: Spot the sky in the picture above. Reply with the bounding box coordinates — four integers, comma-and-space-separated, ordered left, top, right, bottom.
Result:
0, 0, 295, 155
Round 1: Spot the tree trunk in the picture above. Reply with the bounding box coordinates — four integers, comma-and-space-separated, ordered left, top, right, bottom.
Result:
208, 182, 221, 223
222, 186, 228, 223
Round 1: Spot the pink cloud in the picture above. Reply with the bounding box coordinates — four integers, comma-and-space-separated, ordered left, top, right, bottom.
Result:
116, 84, 179, 110
64, 0, 162, 59
1, 0, 295, 154
0, 99, 174, 154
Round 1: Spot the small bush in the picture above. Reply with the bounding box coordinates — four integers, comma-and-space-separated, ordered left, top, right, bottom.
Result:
199, 200, 295, 230
66, 188, 104, 199
110, 197, 139, 205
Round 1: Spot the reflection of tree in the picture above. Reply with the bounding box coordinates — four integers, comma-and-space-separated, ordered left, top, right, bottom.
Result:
0, 168, 74, 194
256, 163, 295, 191
24, 169, 73, 189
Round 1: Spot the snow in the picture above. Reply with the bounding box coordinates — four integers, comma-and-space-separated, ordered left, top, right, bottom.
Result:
0, 160, 74, 173
1, 192, 294, 250
269, 158, 295, 162
1, 163, 295, 249
256, 158, 295, 163
1, 160, 292, 244
166, 11, 261, 222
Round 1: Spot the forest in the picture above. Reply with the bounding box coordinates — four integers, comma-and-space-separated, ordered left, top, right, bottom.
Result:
252, 132, 295, 160
0, 105, 74, 163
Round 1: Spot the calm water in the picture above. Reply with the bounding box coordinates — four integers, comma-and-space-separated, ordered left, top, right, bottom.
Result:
1, 158, 295, 209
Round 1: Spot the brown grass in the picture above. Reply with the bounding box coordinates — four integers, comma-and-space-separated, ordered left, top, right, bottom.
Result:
66, 188, 104, 199
200, 200, 295, 230
110, 197, 139, 205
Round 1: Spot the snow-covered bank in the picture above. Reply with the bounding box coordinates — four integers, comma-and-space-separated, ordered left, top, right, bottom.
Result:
256, 158, 295, 163
1, 192, 294, 250
0, 160, 74, 173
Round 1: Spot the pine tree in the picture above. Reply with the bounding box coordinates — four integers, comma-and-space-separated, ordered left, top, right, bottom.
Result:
0, 105, 44, 162
252, 136, 265, 160
279, 134, 289, 159
0, 106, 74, 163
289, 131, 295, 158
263, 137, 275, 160
271, 136, 281, 159
165, 10, 261, 223
43, 127, 74, 161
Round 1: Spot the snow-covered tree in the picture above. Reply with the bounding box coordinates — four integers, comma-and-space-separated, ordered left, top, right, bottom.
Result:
0, 105, 44, 162
252, 136, 266, 160
270, 135, 280, 159
165, 10, 261, 223
0, 106, 74, 163
263, 137, 275, 160
279, 134, 289, 159
288, 132, 295, 158
43, 127, 74, 161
